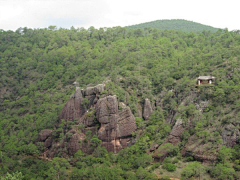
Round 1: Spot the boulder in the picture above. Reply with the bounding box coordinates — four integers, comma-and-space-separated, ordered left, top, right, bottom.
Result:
82, 84, 105, 96
44, 137, 53, 148
38, 129, 52, 141
143, 98, 152, 120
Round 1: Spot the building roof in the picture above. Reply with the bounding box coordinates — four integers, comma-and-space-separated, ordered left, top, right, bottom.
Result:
197, 76, 215, 80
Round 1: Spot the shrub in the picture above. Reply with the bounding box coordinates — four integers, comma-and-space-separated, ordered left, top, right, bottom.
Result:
210, 163, 236, 180
162, 163, 176, 172
181, 161, 205, 179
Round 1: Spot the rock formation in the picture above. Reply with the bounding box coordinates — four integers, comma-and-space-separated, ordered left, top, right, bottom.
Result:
181, 135, 218, 163
59, 87, 85, 121
153, 118, 186, 161
38, 129, 53, 141
96, 95, 137, 152
143, 98, 152, 120
38, 84, 137, 158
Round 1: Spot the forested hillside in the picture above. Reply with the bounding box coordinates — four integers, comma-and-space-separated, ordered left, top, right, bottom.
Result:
0, 26, 239, 180
127, 19, 220, 33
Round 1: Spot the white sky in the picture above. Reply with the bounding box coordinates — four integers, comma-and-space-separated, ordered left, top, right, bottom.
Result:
0, 0, 239, 31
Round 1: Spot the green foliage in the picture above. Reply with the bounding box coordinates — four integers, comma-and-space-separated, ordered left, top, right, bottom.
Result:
0, 24, 239, 179
181, 161, 205, 179
159, 176, 171, 180
136, 167, 157, 180
47, 157, 70, 180
1, 172, 23, 180
218, 146, 233, 164
90, 135, 101, 148
127, 19, 220, 33
156, 143, 179, 157
210, 163, 236, 180
162, 163, 176, 172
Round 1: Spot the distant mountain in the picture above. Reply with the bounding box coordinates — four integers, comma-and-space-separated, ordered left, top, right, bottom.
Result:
127, 19, 221, 33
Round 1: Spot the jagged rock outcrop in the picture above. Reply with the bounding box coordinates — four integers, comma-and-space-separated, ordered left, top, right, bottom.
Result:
79, 111, 97, 127
59, 87, 85, 121
96, 95, 119, 124
38, 84, 137, 157
82, 84, 105, 96
67, 132, 85, 156
143, 98, 152, 120
153, 118, 186, 161
167, 118, 185, 145
59, 84, 105, 122
118, 107, 137, 137
96, 95, 137, 152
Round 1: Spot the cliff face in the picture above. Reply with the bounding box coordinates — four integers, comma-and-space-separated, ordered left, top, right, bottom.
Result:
38, 85, 239, 161
38, 84, 137, 158
59, 87, 86, 121
96, 96, 137, 152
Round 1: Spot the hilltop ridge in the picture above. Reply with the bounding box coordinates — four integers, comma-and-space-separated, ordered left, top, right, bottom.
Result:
127, 19, 221, 33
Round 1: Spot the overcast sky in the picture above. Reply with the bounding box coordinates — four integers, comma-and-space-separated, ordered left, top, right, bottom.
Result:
0, 0, 239, 31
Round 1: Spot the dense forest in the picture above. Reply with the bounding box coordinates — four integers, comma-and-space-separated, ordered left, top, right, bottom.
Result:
0, 24, 239, 180
127, 19, 220, 33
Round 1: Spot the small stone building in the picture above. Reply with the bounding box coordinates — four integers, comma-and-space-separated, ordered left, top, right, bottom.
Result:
196, 76, 215, 85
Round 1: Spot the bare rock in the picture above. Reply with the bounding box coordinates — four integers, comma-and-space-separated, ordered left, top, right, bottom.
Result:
39, 85, 137, 157
167, 118, 185, 145
59, 87, 86, 121
96, 96, 137, 152
44, 137, 53, 148
153, 118, 186, 161
82, 84, 105, 96
38, 129, 53, 141
119, 102, 127, 109
143, 98, 152, 120
96, 96, 118, 124
67, 133, 85, 156
118, 107, 137, 137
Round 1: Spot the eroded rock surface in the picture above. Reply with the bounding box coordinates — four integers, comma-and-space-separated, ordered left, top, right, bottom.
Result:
153, 118, 186, 161
38, 84, 137, 157
59, 87, 85, 121
96, 96, 137, 152
143, 98, 152, 120
167, 118, 185, 145
38, 129, 53, 141
181, 135, 218, 163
